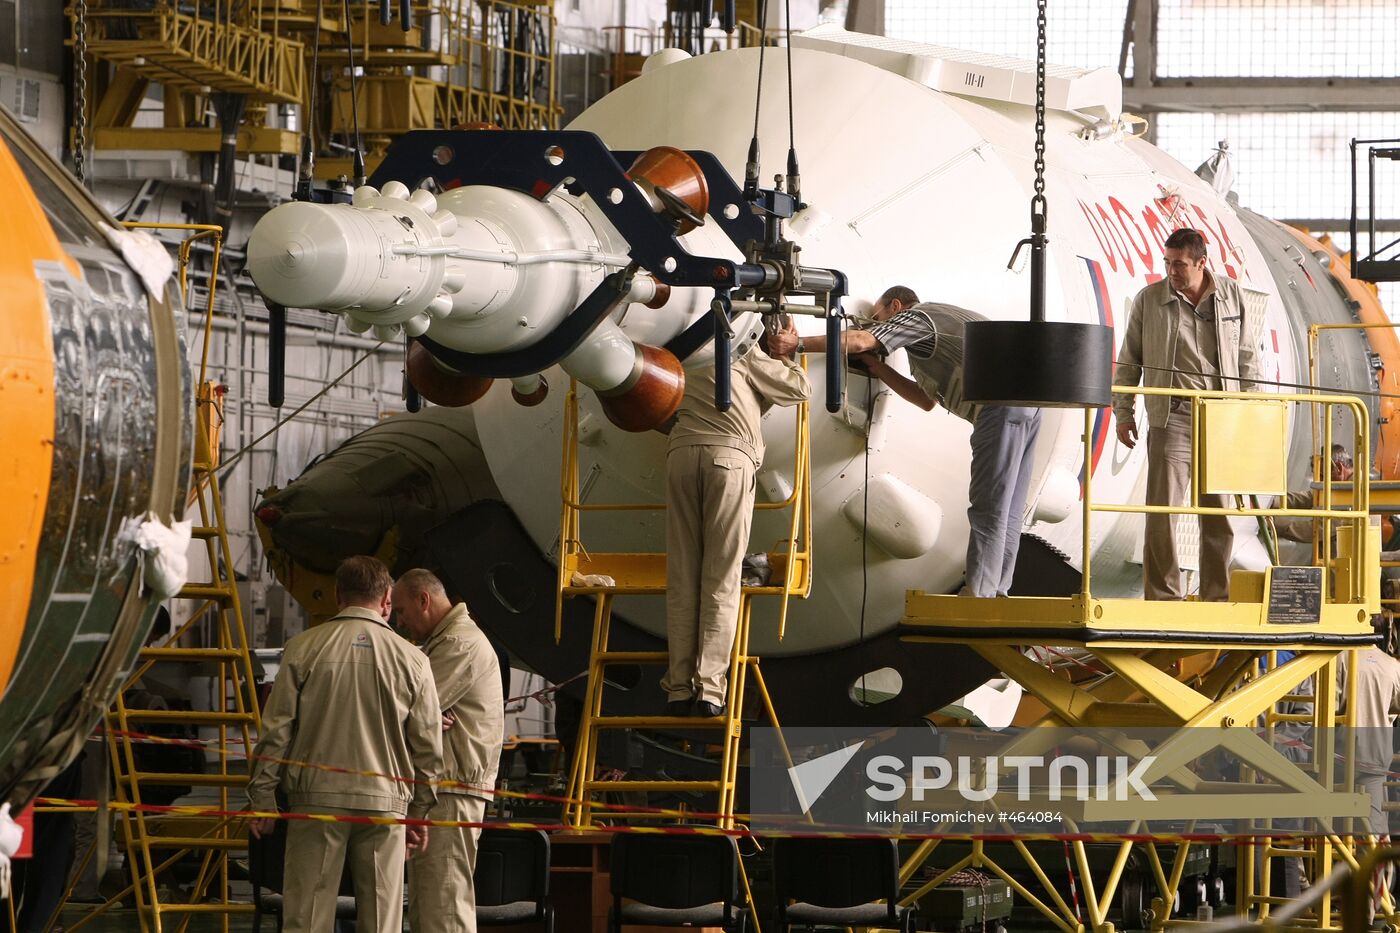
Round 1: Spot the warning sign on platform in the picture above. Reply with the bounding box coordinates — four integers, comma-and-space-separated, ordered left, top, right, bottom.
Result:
1266, 566, 1323, 624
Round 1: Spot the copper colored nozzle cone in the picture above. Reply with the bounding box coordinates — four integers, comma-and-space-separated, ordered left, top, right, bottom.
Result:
645, 281, 672, 310
512, 380, 550, 407
407, 341, 493, 407
627, 146, 710, 235
598, 344, 685, 432
453, 121, 501, 130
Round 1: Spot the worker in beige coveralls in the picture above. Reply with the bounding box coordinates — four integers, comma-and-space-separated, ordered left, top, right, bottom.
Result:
663, 325, 810, 717
248, 556, 442, 933
1113, 227, 1262, 601
393, 569, 504, 933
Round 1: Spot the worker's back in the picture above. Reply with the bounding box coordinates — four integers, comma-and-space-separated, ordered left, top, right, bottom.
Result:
265, 606, 442, 816
669, 347, 810, 465
423, 603, 504, 799
1340, 646, 1400, 775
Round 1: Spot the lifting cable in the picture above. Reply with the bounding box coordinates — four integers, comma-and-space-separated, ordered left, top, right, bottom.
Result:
295, 0, 324, 199
783, 0, 800, 204
1005, 0, 1051, 319
341, 0, 367, 188
213, 340, 387, 479
743, 0, 768, 198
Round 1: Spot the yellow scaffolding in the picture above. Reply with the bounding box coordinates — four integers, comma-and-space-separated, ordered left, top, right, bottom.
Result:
318, 0, 561, 178
70, 0, 559, 165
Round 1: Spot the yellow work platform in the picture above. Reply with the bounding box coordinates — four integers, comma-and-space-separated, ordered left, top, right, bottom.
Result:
900, 591, 1377, 650
1310, 479, 1400, 513
564, 551, 805, 599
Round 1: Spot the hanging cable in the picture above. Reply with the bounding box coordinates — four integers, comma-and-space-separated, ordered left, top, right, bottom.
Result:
341, 0, 367, 188
215, 342, 386, 478
857, 375, 873, 700
784, 0, 794, 152
294, 0, 324, 200
744, 0, 769, 199
783, 0, 800, 206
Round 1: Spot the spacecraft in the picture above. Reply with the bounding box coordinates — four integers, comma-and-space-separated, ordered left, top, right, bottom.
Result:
0, 107, 191, 807
249, 27, 1395, 727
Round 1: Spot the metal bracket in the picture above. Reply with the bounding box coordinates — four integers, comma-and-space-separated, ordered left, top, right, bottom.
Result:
370, 130, 763, 288
415, 270, 634, 378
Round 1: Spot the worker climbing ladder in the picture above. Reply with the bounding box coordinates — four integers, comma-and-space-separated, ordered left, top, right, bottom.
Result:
65, 225, 263, 933
556, 377, 812, 830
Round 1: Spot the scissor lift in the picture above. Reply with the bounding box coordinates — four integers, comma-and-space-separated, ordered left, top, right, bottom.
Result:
898, 385, 1386, 933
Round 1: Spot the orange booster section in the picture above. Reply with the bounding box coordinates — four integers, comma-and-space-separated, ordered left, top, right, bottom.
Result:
0, 138, 68, 694
1285, 225, 1400, 480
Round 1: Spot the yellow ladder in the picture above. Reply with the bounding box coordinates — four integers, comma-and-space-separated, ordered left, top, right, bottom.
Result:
103, 379, 263, 933
563, 589, 788, 830
555, 377, 811, 830
63, 225, 264, 933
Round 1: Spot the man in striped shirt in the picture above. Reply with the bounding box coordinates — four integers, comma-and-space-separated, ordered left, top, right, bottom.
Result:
769, 286, 1041, 597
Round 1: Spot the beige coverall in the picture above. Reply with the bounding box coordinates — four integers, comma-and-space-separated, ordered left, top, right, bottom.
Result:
663, 348, 810, 706
1111, 272, 1262, 601
248, 606, 443, 933
408, 603, 504, 933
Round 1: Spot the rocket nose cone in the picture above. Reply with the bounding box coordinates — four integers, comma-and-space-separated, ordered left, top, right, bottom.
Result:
246, 201, 353, 308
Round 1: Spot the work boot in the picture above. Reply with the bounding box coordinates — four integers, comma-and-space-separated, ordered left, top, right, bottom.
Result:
695, 701, 725, 718
667, 698, 693, 717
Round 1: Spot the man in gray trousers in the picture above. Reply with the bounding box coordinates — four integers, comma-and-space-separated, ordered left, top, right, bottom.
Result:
770, 286, 1041, 597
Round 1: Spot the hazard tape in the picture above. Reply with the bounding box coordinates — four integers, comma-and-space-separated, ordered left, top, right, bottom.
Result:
30, 797, 1387, 846
89, 726, 1400, 835
95, 727, 719, 822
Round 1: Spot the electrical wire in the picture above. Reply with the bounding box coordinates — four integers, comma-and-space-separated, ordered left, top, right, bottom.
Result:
858, 374, 872, 702
1119, 359, 1399, 404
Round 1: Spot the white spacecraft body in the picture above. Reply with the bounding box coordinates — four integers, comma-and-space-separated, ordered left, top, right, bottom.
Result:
250, 27, 1335, 664
471, 28, 1297, 657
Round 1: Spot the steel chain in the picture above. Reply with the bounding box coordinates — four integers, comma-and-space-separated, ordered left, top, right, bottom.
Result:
1031, 0, 1047, 221
73, 0, 88, 185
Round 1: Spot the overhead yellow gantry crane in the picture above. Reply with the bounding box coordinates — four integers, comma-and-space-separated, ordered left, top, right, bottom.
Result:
67, 0, 560, 174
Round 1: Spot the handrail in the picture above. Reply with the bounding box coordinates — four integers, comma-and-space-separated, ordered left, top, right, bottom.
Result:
122, 222, 224, 388
1308, 320, 1399, 487
1082, 384, 1372, 604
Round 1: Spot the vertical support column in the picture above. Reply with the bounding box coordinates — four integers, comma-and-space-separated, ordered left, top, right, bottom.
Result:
1129, 0, 1158, 145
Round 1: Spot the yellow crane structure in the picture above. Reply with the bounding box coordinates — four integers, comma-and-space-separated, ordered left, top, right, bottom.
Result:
68, 0, 560, 177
